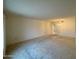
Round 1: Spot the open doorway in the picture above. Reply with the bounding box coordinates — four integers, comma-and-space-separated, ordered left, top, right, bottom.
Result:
51, 23, 56, 35
51, 22, 60, 35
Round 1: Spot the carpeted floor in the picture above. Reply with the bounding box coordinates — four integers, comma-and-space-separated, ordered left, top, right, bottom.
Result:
4, 35, 76, 59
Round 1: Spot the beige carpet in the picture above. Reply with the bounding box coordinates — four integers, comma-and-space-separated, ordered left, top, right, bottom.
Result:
4, 35, 75, 59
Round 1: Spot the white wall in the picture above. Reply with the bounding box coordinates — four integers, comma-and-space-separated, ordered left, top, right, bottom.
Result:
6, 14, 75, 45
6, 14, 48, 45
51, 16, 75, 37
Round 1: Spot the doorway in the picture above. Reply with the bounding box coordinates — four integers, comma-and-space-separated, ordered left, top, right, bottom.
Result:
51, 24, 56, 34
51, 23, 60, 35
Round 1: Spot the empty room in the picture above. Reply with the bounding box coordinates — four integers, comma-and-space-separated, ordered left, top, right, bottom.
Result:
3, 0, 76, 59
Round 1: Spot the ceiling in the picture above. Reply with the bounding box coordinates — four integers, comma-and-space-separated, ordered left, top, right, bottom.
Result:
4, 0, 75, 19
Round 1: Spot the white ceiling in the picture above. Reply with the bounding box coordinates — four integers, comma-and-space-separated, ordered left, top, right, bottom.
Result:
4, 0, 75, 19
